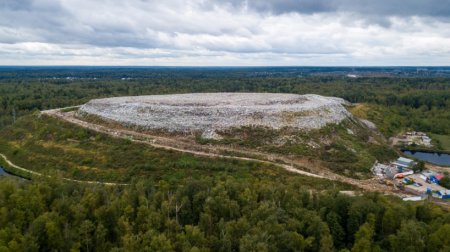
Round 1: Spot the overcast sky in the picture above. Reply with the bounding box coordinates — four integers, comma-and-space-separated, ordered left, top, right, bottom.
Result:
1, 0, 450, 66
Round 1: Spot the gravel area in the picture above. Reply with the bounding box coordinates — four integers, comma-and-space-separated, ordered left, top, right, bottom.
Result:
79, 93, 351, 138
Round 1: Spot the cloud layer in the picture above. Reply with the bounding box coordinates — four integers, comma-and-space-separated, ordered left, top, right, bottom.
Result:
1, 0, 450, 65
215, 0, 450, 18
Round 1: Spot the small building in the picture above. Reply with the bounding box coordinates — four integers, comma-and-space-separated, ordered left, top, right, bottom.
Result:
433, 190, 450, 199
429, 174, 444, 184
403, 195, 426, 201
421, 171, 435, 179
392, 157, 415, 171
430, 176, 439, 184
420, 171, 446, 184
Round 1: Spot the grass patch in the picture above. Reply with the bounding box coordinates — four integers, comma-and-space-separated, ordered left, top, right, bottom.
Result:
431, 134, 450, 151
0, 113, 353, 190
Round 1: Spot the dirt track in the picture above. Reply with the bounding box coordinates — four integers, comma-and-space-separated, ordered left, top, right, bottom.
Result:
0, 153, 129, 186
41, 108, 406, 194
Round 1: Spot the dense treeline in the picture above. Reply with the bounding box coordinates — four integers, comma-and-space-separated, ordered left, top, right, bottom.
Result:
1, 74, 449, 136
0, 176, 449, 251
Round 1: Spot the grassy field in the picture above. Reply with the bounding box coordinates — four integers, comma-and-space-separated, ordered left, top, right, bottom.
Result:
0, 113, 353, 190
431, 134, 450, 151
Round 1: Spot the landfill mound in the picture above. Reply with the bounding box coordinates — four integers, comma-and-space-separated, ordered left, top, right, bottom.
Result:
79, 93, 352, 138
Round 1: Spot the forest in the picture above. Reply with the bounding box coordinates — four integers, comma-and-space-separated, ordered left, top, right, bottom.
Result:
1, 175, 450, 251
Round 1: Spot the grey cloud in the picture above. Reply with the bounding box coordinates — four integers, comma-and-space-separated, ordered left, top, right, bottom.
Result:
215, 0, 450, 17
217, 0, 333, 14
1, 0, 33, 11
0, 1, 160, 48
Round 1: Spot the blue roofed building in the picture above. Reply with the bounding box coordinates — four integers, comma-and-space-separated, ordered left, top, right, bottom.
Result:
392, 157, 415, 172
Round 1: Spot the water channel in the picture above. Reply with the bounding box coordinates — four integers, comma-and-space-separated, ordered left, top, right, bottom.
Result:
402, 150, 450, 166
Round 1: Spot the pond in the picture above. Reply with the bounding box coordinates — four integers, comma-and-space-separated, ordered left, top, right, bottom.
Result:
0, 166, 11, 176
402, 150, 450, 166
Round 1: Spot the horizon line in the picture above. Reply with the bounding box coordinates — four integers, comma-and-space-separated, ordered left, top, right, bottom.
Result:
1, 65, 450, 68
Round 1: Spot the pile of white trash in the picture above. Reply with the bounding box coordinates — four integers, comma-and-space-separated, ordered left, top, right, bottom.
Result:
79, 93, 352, 139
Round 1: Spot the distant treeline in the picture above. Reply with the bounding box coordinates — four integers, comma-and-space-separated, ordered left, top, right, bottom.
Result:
2, 66, 450, 80
0, 74, 449, 135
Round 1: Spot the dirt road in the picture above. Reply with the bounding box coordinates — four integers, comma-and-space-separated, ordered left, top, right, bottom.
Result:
0, 153, 129, 186
1, 153, 41, 176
